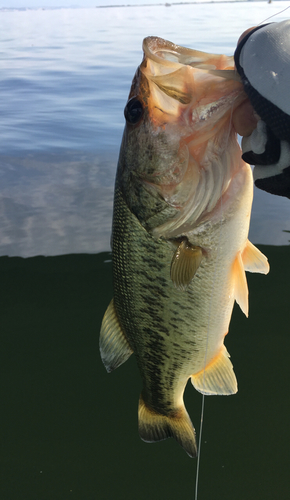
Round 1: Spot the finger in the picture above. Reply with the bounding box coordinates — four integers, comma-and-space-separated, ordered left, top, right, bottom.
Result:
232, 99, 260, 137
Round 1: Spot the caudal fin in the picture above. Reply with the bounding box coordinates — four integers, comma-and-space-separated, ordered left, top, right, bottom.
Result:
138, 395, 197, 458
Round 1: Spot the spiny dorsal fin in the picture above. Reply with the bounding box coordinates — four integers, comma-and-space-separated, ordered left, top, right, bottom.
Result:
138, 394, 196, 458
171, 240, 202, 291
232, 251, 249, 317
191, 345, 237, 396
100, 299, 133, 373
242, 240, 270, 274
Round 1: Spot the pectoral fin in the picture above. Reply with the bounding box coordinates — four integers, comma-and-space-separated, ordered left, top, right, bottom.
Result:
191, 346, 237, 396
100, 299, 133, 373
241, 240, 270, 274
171, 240, 202, 290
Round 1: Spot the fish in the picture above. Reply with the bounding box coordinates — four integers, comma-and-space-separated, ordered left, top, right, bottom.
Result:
99, 36, 269, 458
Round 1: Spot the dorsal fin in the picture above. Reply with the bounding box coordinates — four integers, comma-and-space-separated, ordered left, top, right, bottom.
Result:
170, 240, 202, 291
241, 240, 270, 274
191, 345, 237, 395
100, 299, 133, 373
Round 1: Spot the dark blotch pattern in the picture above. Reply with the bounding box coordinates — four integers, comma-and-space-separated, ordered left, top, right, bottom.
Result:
112, 183, 204, 416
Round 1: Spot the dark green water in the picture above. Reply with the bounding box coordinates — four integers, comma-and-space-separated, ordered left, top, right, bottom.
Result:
0, 247, 289, 499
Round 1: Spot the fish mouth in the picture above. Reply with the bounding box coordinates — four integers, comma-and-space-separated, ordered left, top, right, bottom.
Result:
142, 36, 241, 82
124, 37, 248, 238
140, 38, 245, 219
140, 36, 244, 128
142, 36, 240, 77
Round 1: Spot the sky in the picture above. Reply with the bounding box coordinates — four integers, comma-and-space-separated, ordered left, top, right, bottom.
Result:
0, 0, 166, 7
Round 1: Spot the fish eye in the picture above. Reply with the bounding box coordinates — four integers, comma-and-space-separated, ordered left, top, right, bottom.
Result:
124, 97, 144, 124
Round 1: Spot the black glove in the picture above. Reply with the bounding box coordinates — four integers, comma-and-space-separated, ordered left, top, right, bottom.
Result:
234, 21, 290, 198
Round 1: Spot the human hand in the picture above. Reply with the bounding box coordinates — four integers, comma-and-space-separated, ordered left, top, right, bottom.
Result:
233, 21, 290, 198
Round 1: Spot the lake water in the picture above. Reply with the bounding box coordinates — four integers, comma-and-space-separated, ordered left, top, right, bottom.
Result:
1, 1, 290, 256
1, 3, 290, 500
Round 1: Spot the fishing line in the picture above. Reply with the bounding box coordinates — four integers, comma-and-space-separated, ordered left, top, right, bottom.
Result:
194, 196, 224, 500
195, 6, 289, 495
194, 204, 224, 500
258, 4, 290, 25
194, 97, 235, 500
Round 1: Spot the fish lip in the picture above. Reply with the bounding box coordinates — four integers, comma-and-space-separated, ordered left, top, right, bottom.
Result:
143, 36, 241, 83
143, 36, 224, 68
142, 36, 185, 68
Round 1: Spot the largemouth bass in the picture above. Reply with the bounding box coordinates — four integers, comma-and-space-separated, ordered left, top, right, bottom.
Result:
100, 37, 269, 458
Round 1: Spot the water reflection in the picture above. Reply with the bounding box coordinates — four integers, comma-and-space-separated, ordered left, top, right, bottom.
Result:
250, 186, 290, 246
0, 151, 115, 256
1, 3, 290, 256
0, 249, 289, 499
0, 149, 289, 257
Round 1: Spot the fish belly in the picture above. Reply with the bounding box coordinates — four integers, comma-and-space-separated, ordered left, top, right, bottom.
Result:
112, 182, 238, 410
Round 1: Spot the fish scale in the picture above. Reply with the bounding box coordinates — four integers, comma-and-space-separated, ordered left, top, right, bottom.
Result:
100, 36, 269, 457
111, 174, 234, 435
113, 183, 197, 406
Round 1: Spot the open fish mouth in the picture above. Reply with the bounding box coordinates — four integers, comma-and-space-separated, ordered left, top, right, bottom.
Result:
125, 37, 247, 237
139, 36, 244, 135
142, 36, 242, 78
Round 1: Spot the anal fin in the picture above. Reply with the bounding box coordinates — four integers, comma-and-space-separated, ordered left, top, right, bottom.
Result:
171, 239, 202, 291
100, 299, 133, 373
191, 346, 237, 396
138, 394, 196, 458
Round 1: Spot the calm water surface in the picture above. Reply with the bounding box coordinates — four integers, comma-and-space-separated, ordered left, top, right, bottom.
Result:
1, 247, 290, 500
0, 2, 290, 256
1, 3, 290, 500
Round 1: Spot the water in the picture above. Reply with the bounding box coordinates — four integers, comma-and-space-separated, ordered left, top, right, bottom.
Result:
0, 2, 290, 256
1, 3, 290, 499
1, 247, 290, 500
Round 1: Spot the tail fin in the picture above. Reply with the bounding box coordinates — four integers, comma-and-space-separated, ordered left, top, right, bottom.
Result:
138, 395, 197, 458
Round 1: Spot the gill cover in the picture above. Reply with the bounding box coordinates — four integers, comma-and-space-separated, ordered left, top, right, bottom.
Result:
122, 36, 246, 237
